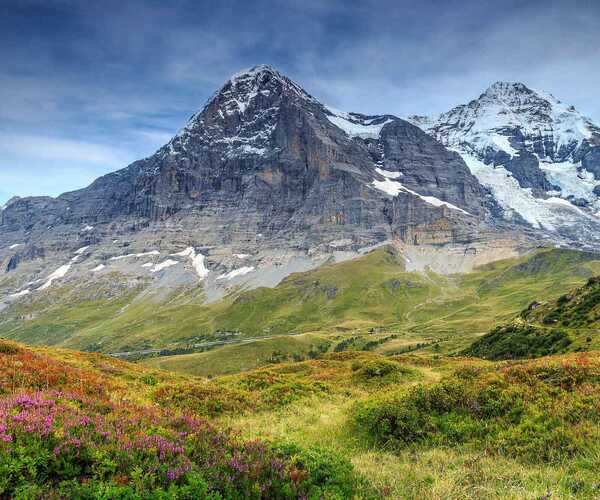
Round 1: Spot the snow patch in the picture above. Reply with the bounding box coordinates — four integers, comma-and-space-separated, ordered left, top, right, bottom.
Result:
489, 134, 518, 155
375, 167, 403, 179
149, 259, 179, 273
326, 107, 394, 139
91, 264, 105, 272
371, 178, 471, 215
172, 247, 195, 257
110, 251, 160, 261
9, 244, 22, 250
37, 264, 71, 290
9, 289, 30, 299
82, 225, 94, 232
74, 245, 90, 255
216, 266, 255, 281
191, 252, 209, 280
172, 247, 209, 280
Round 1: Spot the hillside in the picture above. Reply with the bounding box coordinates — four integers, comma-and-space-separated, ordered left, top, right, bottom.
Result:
465, 274, 600, 360
2, 338, 600, 498
2, 246, 599, 376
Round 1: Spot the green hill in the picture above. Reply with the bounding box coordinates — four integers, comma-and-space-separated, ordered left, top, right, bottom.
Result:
2, 246, 600, 361
465, 274, 600, 361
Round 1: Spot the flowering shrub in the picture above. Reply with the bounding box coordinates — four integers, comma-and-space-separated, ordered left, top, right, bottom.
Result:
0, 390, 363, 498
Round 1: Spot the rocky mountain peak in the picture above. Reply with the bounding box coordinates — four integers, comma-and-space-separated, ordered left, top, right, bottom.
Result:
157, 65, 322, 164
483, 80, 534, 98
227, 64, 314, 100
206, 64, 316, 119
421, 80, 599, 161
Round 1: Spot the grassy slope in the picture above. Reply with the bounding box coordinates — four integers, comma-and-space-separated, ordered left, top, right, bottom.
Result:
2, 246, 600, 360
145, 333, 331, 377
222, 351, 600, 499
4, 338, 600, 498
144, 247, 600, 376
465, 272, 600, 360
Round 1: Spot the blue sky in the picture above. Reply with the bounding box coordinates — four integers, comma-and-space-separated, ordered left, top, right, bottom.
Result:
1, 0, 599, 205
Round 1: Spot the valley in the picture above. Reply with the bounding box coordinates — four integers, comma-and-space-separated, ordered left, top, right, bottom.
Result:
2, 246, 599, 377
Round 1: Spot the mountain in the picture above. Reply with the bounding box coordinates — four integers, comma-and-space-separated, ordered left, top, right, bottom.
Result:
0, 65, 514, 314
409, 82, 600, 244
2, 68, 600, 349
1, 65, 486, 241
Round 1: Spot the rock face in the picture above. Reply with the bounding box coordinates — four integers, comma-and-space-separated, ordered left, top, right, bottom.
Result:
1, 65, 485, 251
409, 81, 600, 244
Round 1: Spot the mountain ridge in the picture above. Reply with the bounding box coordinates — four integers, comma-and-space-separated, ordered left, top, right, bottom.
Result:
1, 67, 599, 319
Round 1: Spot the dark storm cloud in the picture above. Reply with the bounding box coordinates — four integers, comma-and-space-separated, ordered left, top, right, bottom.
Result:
0, 0, 599, 203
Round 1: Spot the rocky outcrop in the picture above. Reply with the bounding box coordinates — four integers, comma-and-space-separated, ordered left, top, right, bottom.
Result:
582, 147, 600, 179
500, 151, 556, 196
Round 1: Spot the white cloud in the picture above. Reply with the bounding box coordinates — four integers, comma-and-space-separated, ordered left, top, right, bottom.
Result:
0, 133, 131, 167
0, 133, 138, 203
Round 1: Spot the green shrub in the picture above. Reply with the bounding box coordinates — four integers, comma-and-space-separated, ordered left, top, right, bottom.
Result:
272, 443, 370, 499
353, 357, 600, 463
351, 359, 417, 385
464, 324, 572, 360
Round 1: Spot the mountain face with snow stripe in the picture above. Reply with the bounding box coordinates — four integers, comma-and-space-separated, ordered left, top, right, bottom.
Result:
1, 65, 485, 247
1, 65, 496, 308
3, 68, 600, 315
409, 81, 600, 242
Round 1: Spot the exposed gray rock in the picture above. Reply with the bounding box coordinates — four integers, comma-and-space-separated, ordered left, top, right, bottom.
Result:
502, 151, 556, 195
582, 147, 600, 179
6, 255, 19, 273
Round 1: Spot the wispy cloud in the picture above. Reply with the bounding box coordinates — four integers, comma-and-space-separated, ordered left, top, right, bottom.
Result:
0, 133, 131, 168
0, 134, 136, 204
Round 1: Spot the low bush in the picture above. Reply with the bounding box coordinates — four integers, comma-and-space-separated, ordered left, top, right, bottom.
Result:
464, 324, 572, 360
153, 382, 253, 417
351, 359, 418, 385
237, 369, 330, 408
353, 355, 600, 463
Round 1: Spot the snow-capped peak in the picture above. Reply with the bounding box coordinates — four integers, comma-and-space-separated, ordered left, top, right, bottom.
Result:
229, 65, 312, 98
408, 81, 600, 239
161, 65, 322, 163
212, 64, 317, 116
483, 81, 533, 98
416, 81, 599, 162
